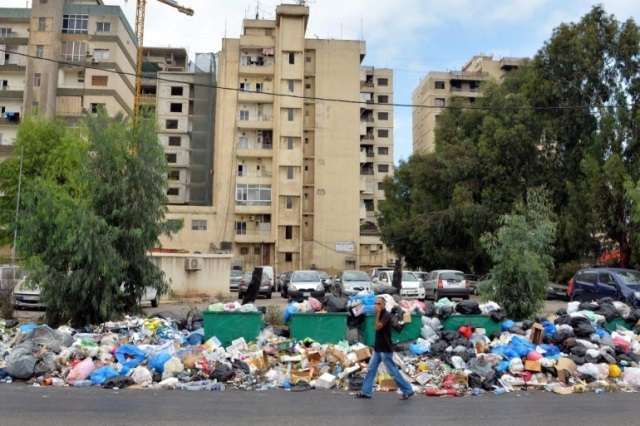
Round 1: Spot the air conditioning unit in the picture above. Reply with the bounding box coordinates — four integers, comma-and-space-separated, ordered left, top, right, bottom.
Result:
370, 244, 378, 252
387, 258, 398, 265
184, 257, 203, 271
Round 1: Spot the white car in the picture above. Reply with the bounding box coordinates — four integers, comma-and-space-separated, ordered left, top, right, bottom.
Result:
375, 270, 426, 300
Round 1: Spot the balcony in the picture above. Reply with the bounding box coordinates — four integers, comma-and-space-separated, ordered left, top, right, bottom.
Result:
238, 90, 274, 103
236, 170, 273, 179
234, 225, 274, 243
234, 202, 272, 215
237, 115, 273, 130
360, 177, 374, 194
0, 112, 20, 125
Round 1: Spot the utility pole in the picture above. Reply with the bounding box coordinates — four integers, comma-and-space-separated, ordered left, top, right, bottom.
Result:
11, 145, 24, 266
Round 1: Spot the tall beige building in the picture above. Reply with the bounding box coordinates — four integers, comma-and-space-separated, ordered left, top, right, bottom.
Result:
0, 0, 136, 152
189, 4, 394, 274
412, 54, 523, 153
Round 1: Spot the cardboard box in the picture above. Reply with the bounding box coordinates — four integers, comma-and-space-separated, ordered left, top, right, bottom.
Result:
402, 312, 412, 323
530, 323, 544, 345
379, 379, 398, 390
315, 373, 337, 390
307, 350, 322, 362
250, 350, 270, 371
556, 358, 577, 384
331, 347, 347, 365
524, 360, 542, 372
354, 347, 372, 362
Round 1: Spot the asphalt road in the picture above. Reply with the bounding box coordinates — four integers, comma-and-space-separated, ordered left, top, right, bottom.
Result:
0, 384, 637, 426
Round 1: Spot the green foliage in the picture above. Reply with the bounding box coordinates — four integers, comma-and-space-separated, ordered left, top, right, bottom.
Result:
552, 260, 583, 285
480, 188, 556, 320
4, 112, 181, 326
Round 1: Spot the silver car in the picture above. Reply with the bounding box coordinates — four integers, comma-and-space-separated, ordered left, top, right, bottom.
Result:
333, 270, 372, 297
422, 269, 470, 301
230, 270, 243, 291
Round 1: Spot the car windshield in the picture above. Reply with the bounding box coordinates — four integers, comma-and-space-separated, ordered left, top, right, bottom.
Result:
441, 272, 464, 280
242, 273, 252, 281
344, 271, 370, 281
293, 271, 319, 282
615, 270, 640, 285
402, 272, 417, 281
231, 271, 242, 277
319, 272, 330, 279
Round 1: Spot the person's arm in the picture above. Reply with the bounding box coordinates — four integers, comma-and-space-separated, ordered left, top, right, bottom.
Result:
374, 304, 386, 330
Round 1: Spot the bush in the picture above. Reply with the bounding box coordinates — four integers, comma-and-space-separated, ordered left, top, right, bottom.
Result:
264, 305, 284, 326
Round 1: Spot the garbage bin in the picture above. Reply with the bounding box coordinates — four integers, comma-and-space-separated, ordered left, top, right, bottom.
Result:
441, 314, 501, 336
202, 311, 263, 347
289, 312, 348, 344
359, 314, 423, 347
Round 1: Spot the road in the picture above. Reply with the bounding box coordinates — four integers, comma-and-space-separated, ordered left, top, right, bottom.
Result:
0, 384, 637, 426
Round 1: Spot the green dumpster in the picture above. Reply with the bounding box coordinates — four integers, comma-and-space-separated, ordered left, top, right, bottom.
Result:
202, 311, 264, 347
359, 314, 423, 347
289, 312, 348, 344
605, 317, 632, 332
441, 314, 501, 336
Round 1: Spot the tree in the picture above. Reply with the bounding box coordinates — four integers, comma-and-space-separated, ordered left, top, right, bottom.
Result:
8, 112, 181, 326
480, 188, 557, 320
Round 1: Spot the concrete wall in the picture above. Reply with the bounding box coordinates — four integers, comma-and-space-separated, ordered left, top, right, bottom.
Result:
150, 253, 232, 299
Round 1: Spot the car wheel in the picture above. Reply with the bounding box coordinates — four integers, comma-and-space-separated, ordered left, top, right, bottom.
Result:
266, 290, 272, 300
434, 291, 439, 302
571, 294, 583, 303
151, 294, 160, 308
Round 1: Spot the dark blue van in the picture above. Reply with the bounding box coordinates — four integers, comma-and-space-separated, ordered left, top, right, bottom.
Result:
568, 268, 640, 307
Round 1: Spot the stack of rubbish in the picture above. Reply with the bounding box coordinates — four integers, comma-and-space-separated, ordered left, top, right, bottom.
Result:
1, 298, 640, 396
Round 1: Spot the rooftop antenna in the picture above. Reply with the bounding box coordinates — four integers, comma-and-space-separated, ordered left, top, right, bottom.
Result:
256, 0, 259, 19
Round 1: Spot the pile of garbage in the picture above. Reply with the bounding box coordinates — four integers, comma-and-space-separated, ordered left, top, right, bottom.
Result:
0, 297, 640, 396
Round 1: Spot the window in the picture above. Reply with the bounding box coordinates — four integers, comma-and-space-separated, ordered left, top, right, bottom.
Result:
91, 75, 108, 86
285, 226, 293, 240
378, 112, 389, 121
240, 247, 249, 255
168, 136, 181, 146
61, 41, 87, 61
93, 49, 110, 60
237, 164, 247, 177
378, 147, 389, 155
238, 136, 248, 149
33, 73, 41, 87
377, 129, 389, 138
240, 82, 251, 91
0, 28, 12, 37
168, 170, 180, 180
305, 83, 311, 89
77, 71, 85, 82
435, 81, 445, 89
378, 164, 389, 173
377, 95, 389, 104
62, 14, 88, 34
38, 18, 46, 31
96, 22, 111, 33
166, 153, 177, 163
364, 200, 374, 211
287, 137, 294, 150
288, 80, 294, 92
287, 166, 294, 180
235, 222, 247, 235
235, 184, 272, 206
166, 119, 178, 129
288, 52, 295, 64
287, 109, 294, 121
306, 56, 311, 63
285, 253, 293, 262
35, 45, 44, 58
377, 78, 388, 86
40, 0, 48, 3
254, 246, 261, 255
170, 103, 183, 113
221, 241, 233, 251
90, 103, 105, 113
239, 110, 249, 121
192, 220, 207, 231
435, 98, 445, 107
377, 182, 384, 190
171, 86, 183, 96
167, 188, 179, 196
286, 196, 293, 210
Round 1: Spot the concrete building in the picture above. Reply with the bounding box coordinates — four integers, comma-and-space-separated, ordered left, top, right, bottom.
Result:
412, 54, 524, 153
0, 0, 136, 152
158, 4, 393, 275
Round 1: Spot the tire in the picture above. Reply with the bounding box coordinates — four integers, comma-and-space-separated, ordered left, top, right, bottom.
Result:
266, 290, 272, 300
571, 294, 583, 303
462, 295, 470, 300
434, 291, 439, 302
151, 295, 160, 308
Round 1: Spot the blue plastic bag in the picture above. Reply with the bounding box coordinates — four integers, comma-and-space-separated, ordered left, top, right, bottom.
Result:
90, 366, 119, 385
283, 302, 299, 323
115, 344, 147, 368
501, 320, 515, 332
539, 344, 560, 357
148, 353, 172, 373
18, 323, 37, 333
512, 336, 535, 357
542, 321, 556, 338
409, 342, 430, 355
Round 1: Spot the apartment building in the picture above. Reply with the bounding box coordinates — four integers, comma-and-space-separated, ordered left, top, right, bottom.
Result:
200, 3, 394, 274
0, 0, 136, 153
412, 54, 524, 153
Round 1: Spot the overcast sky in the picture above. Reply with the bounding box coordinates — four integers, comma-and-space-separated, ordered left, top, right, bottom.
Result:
5, 0, 640, 163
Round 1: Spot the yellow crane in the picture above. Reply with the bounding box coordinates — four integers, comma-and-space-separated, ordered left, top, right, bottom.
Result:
134, 0, 194, 122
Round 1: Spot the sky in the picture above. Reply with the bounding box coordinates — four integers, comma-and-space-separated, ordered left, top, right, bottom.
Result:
5, 0, 640, 163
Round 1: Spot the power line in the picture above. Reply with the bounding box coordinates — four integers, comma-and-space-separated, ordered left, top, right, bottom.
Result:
1, 48, 627, 112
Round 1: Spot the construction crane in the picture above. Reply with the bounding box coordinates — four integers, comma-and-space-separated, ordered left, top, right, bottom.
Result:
134, 0, 194, 122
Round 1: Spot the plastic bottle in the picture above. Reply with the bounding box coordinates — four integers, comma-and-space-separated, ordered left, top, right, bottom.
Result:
493, 387, 508, 395
594, 389, 605, 394
283, 379, 291, 390
73, 380, 93, 387
471, 388, 486, 396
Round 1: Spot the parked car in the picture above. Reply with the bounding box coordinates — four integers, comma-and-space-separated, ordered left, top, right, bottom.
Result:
238, 271, 272, 299
568, 268, 640, 307
277, 271, 290, 293
332, 270, 372, 297
546, 282, 570, 301
422, 269, 470, 301
374, 270, 425, 300
318, 271, 332, 293
411, 271, 429, 284
280, 271, 294, 298
0, 264, 25, 299
258, 266, 275, 291
474, 273, 493, 295
367, 267, 394, 284
465, 274, 479, 295
287, 270, 325, 302
229, 270, 243, 292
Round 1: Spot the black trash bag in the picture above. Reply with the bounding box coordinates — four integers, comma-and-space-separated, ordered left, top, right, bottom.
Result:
323, 295, 348, 312
348, 374, 364, 391
152, 370, 162, 383
597, 297, 615, 305
430, 340, 448, 355
521, 320, 534, 330
584, 351, 601, 364
186, 311, 204, 332
578, 302, 599, 312
633, 325, 640, 335
489, 330, 502, 340
574, 322, 596, 337
561, 337, 578, 350
232, 359, 250, 374
552, 329, 574, 345
489, 309, 506, 323
616, 353, 633, 364
555, 308, 568, 316
569, 316, 591, 327
555, 314, 573, 325
272, 327, 290, 338
391, 294, 403, 304
290, 381, 311, 392
597, 303, 620, 322
209, 364, 235, 382
542, 365, 557, 377
628, 353, 640, 364
391, 308, 404, 332
626, 309, 640, 324
567, 354, 585, 365
534, 316, 547, 324
508, 326, 526, 336
377, 286, 399, 296
450, 338, 471, 348
441, 330, 460, 342
424, 301, 436, 317
103, 375, 135, 389
438, 305, 454, 320
393, 342, 411, 353
456, 300, 481, 315
481, 370, 499, 391
468, 372, 483, 389
570, 345, 587, 357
